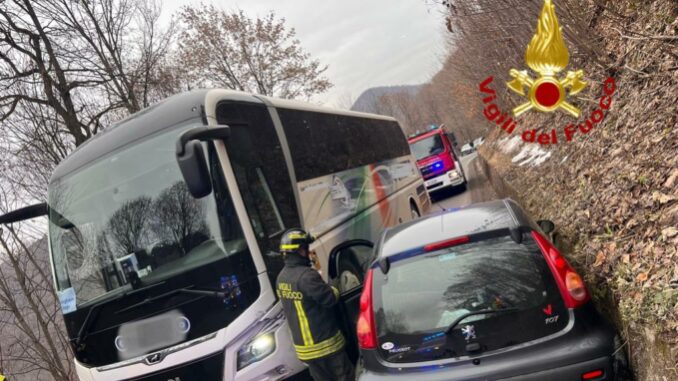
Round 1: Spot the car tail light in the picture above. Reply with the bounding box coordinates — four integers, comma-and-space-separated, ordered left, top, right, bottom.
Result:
424, 236, 469, 252
532, 231, 590, 308
582, 369, 604, 379
357, 269, 377, 349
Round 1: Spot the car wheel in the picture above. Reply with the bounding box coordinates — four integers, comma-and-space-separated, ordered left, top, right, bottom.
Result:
613, 336, 634, 381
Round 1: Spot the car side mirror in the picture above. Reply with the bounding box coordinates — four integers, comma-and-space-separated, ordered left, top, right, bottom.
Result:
328, 240, 374, 281
537, 219, 556, 234
176, 126, 231, 198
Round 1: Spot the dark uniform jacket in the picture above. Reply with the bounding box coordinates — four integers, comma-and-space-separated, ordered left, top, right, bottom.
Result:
276, 254, 344, 361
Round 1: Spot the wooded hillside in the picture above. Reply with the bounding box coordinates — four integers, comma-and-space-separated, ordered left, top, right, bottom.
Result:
398, 1, 677, 379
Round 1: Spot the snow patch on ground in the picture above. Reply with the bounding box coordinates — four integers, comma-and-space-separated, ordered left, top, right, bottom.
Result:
511, 144, 552, 167
498, 135, 523, 154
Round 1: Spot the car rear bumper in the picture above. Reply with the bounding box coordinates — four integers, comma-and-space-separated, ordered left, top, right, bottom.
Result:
358, 355, 614, 381
358, 306, 622, 381
498, 355, 613, 380
424, 169, 464, 192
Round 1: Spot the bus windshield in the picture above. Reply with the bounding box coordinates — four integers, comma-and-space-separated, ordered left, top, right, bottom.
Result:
48, 127, 247, 309
410, 134, 445, 161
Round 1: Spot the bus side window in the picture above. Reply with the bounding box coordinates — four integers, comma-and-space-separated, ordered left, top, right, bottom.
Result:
231, 164, 284, 240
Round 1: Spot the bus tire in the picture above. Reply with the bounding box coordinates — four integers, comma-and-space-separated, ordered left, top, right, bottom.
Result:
410, 201, 421, 219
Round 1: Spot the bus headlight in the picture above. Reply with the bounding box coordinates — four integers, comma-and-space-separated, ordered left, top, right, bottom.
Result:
237, 332, 276, 370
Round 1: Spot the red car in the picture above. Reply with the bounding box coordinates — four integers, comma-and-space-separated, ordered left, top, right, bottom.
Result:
408, 127, 466, 196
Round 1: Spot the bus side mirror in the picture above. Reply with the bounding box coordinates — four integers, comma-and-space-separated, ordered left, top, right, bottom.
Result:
176, 126, 231, 198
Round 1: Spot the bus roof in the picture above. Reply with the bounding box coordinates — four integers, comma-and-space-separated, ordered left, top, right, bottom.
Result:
256, 95, 396, 121
50, 89, 398, 182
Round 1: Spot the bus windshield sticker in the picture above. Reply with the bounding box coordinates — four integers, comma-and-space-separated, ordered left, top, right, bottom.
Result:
58, 287, 77, 314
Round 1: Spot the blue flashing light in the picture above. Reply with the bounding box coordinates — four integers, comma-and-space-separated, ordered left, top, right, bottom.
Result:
387, 246, 425, 264
433, 162, 443, 170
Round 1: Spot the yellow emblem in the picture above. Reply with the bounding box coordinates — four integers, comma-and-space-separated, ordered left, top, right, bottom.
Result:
507, 0, 586, 117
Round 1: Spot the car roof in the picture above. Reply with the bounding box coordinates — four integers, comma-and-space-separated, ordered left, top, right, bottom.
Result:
379, 199, 535, 257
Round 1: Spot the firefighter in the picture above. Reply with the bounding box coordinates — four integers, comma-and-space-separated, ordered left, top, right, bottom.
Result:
276, 229, 354, 381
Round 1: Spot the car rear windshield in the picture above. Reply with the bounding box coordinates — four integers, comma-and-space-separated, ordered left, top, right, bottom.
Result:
372, 234, 568, 363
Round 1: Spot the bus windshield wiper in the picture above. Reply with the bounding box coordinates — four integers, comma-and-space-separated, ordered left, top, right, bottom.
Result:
444, 308, 517, 335
114, 285, 235, 315
73, 281, 166, 349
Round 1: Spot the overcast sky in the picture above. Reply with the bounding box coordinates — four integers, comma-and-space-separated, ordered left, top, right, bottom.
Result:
162, 0, 446, 106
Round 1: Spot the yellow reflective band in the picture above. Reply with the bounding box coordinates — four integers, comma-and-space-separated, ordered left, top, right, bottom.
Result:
294, 331, 345, 360
294, 331, 343, 353
331, 286, 340, 300
281, 244, 301, 250
288, 233, 307, 239
294, 300, 314, 346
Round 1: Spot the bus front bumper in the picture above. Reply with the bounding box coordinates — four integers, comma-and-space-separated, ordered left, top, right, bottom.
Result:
74, 309, 307, 381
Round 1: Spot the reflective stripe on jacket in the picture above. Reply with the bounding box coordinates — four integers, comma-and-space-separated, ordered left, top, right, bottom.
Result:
276, 254, 344, 361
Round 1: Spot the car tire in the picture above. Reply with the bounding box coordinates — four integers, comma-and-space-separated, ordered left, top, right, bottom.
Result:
613, 336, 634, 381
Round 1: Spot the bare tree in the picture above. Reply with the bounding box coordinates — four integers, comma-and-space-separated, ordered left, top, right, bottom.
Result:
0, 0, 178, 147
178, 5, 332, 99
150, 183, 207, 256
0, 0, 181, 207
0, 185, 73, 380
107, 197, 153, 256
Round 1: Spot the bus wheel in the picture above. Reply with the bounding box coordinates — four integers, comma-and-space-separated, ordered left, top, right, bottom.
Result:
410, 202, 421, 219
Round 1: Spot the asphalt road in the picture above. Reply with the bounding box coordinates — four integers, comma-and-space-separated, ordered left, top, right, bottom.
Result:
429, 151, 498, 212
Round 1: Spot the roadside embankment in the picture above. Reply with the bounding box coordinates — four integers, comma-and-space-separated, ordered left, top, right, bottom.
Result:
477, 108, 677, 380
469, 1, 678, 378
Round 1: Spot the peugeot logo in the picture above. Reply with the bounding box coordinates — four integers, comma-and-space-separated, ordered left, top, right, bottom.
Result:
145, 351, 166, 365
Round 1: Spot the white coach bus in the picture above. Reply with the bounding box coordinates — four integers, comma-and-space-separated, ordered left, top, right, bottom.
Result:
27, 90, 430, 381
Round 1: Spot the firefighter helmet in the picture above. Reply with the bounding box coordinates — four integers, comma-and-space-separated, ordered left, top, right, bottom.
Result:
279, 228, 315, 254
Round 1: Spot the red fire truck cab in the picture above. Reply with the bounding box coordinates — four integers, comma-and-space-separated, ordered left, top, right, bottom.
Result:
408, 127, 466, 195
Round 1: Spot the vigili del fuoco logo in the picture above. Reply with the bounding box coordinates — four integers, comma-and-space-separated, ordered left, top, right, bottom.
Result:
478, 0, 616, 145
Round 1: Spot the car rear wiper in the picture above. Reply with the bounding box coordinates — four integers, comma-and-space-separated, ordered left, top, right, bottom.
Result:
444, 308, 518, 335
73, 281, 166, 350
